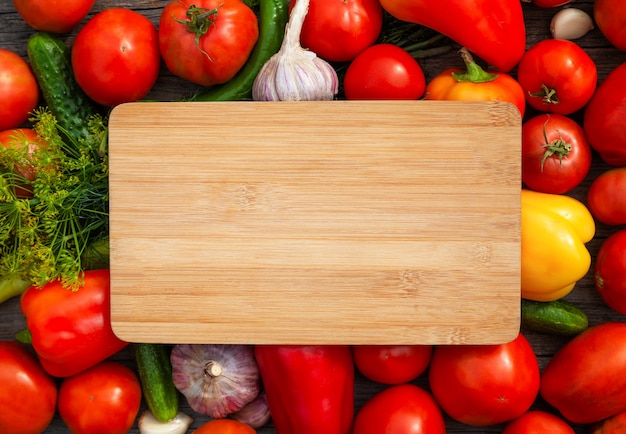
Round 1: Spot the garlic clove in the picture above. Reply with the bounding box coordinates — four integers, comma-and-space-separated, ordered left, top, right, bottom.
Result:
550, 8, 594, 40
138, 410, 193, 434
230, 391, 271, 428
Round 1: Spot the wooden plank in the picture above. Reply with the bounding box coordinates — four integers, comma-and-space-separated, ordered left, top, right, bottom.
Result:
108, 100, 521, 345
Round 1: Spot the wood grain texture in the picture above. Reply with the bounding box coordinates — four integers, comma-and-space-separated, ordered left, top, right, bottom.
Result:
108, 101, 521, 344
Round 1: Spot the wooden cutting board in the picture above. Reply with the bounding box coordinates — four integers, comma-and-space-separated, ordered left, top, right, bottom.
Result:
108, 100, 521, 345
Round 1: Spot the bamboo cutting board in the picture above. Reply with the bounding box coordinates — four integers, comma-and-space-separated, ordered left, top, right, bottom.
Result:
108, 100, 521, 345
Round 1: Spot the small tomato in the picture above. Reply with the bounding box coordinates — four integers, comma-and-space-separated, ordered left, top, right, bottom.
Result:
13, 0, 95, 33
594, 229, 626, 316
352, 344, 432, 384
0, 128, 48, 197
594, 0, 626, 51
0, 49, 39, 131
502, 410, 575, 433
194, 418, 257, 433
587, 167, 626, 226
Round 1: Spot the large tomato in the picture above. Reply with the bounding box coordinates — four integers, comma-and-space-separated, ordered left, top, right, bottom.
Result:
353, 384, 446, 434
352, 344, 432, 384
71, 8, 160, 107
594, 0, 626, 51
594, 229, 626, 315
295, 0, 383, 62
540, 322, 626, 424
58, 361, 142, 434
159, 0, 259, 87
428, 333, 540, 426
502, 410, 575, 434
343, 44, 426, 100
0, 49, 39, 131
517, 39, 597, 115
521, 113, 592, 194
0, 341, 57, 434
587, 167, 626, 226
13, 0, 95, 33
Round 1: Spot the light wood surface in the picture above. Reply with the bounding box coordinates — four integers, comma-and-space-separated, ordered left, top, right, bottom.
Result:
108, 100, 521, 345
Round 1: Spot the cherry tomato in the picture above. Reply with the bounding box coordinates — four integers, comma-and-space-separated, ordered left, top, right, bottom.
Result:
428, 333, 540, 426
0, 341, 57, 434
587, 167, 626, 226
13, 0, 95, 34
194, 419, 257, 433
521, 114, 592, 194
58, 361, 142, 434
0, 49, 39, 131
352, 344, 432, 384
159, 0, 259, 86
71, 8, 160, 107
343, 43, 426, 100
516, 39, 597, 115
353, 384, 446, 434
594, 0, 626, 51
0, 128, 48, 197
295, 0, 383, 62
594, 229, 626, 316
502, 410, 575, 434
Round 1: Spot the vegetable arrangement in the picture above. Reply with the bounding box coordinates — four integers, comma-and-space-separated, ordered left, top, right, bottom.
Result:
1, 0, 626, 433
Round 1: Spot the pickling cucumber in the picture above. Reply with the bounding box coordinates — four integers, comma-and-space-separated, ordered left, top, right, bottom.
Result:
521, 298, 589, 336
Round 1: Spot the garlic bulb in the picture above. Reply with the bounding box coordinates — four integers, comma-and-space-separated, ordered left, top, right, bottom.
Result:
550, 8, 594, 40
252, 0, 338, 101
170, 344, 261, 418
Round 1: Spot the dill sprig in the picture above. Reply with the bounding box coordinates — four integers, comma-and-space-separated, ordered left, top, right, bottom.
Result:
0, 108, 109, 290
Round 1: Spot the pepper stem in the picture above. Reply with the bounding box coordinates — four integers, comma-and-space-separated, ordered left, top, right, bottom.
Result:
451, 47, 499, 83
173, 4, 220, 61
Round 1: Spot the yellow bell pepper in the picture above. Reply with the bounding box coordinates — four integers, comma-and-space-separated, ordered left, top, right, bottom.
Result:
521, 189, 595, 301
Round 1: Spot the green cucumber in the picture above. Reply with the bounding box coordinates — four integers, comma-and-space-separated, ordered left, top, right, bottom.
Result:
27, 32, 98, 143
521, 298, 589, 336
134, 343, 179, 422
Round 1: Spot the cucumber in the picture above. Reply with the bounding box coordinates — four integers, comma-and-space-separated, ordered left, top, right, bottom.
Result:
134, 343, 180, 422
27, 32, 98, 143
521, 298, 589, 336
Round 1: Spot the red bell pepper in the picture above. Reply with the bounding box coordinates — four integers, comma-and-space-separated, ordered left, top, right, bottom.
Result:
378, 0, 526, 72
20, 269, 128, 377
254, 345, 354, 434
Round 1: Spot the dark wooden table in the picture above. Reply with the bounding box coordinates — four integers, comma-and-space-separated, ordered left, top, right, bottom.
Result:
1, 1, 625, 432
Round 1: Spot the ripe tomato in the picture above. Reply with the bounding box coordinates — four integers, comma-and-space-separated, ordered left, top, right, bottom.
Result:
540, 322, 626, 424
594, 0, 626, 51
0, 49, 39, 131
58, 361, 142, 434
0, 128, 48, 197
594, 229, 626, 316
428, 333, 540, 426
517, 39, 597, 115
502, 410, 575, 434
352, 344, 432, 384
343, 44, 426, 100
194, 419, 257, 433
521, 114, 592, 194
159, 0, 259, 87
13, 0, 95, 33
591, 410, 626, 434
0, 341, 57, 434
587, 167, 626, 226
295, 0, 383, 62
71, 8, 160, 107
353, 384, 445, 434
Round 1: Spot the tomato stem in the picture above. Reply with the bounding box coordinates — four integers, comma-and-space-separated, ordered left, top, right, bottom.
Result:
541, 116, 571, 172
173, 4, 220, 61
530, 83, 560, 105
451, 47, 498, 83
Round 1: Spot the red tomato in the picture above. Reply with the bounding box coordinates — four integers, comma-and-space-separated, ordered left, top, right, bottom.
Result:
594, 229, 626, 315
517, 39, 597, 115
502, 410, 575, 434
194, 419, 257, 433
540, 322, 626, 424
13, 0, 95, 33
0, 128, 48, 197
159, 0, 259, 87
583, 61, 626, 166
587, 167, 626, 226
352, 344, 432, 384
71, 8, 160, 106
521, 114, 592, 194
591, 410, 626, 434
0, 49, 39, 131
295, 0, 383, 62
594, 0, 626, 51
58, 361, 142, 434
428, 333, 540, 426
353, 384, 446, 434
343, 44, 426, 100
0, 341, 57, 434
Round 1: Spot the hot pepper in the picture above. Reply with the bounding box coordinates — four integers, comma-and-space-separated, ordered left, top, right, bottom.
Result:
521, 189, 595, 301
254, 345, 354, 434
20, 269, 128, 377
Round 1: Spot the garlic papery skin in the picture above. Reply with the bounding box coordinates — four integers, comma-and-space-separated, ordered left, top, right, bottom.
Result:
138, 410, 193, 434
252, 0, 338, 101
230, 391, 271, 428
550, 8, 594, 40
